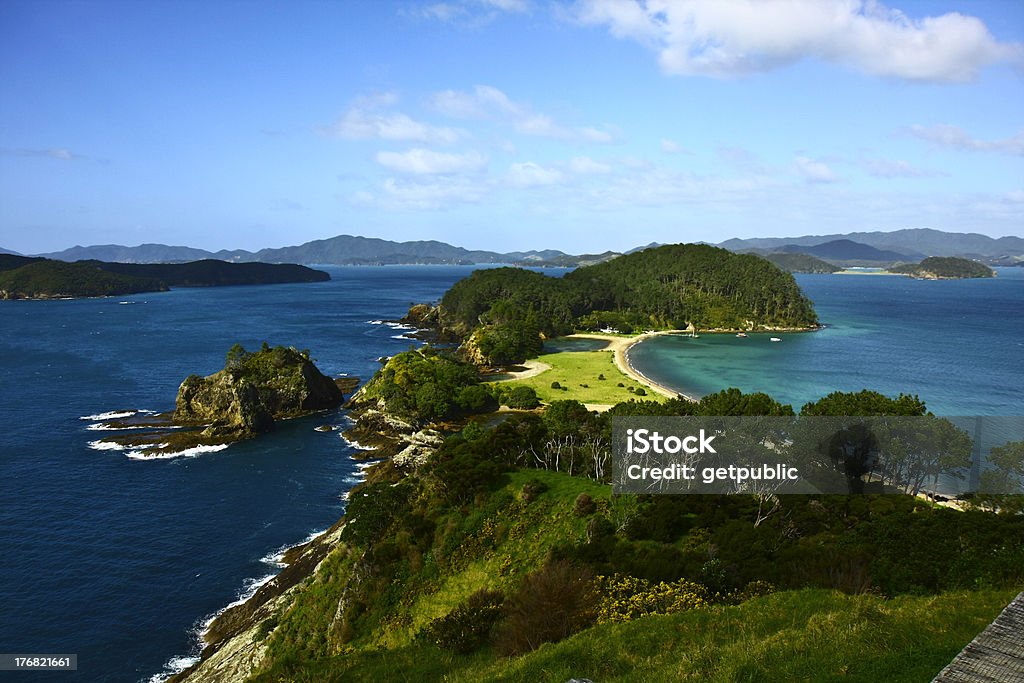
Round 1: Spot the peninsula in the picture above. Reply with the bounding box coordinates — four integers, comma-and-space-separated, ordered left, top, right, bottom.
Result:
0, 255, 329, 300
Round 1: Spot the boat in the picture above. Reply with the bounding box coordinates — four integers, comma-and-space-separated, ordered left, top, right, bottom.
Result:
736, 332, 748, 338
769, 337, 782, 342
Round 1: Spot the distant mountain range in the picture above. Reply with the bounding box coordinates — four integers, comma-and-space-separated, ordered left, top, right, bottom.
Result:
719, 228, 1024, 264
13, 227, 1023, 267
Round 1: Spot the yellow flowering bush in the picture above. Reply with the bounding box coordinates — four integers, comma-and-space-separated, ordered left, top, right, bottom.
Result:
595, 574, 710, 623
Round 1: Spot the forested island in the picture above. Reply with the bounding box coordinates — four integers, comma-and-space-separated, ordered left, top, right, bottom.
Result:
419, 244, 819, 366
169, 250, 1024, 683
762, 252, 842, 274
0, 255, 329, 299
890, 256, 996, 280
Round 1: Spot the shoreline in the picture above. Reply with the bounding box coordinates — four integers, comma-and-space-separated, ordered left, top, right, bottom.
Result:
565, 331, 694, 401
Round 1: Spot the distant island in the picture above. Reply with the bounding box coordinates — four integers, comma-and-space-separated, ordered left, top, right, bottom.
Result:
762, 252, 841, 274
0, 255, 329, 300
889, 256, 996, 280
8, 227, 1021, 269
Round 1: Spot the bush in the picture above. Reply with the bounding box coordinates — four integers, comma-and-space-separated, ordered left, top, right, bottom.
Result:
505, 386, 540, 409
417, 589, 505, 653
634, 387, 647, 396
594, 574, 710, 624
520, 478, 549, 503
598, 373, 606, 381
617, 382, 625, 387
574, 493, 597, 517
493, 560, 596, 655
550, 381, 561, 389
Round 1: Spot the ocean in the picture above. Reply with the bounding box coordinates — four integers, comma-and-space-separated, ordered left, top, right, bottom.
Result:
628, 268, 1024, 416
1, 265, 1022, 681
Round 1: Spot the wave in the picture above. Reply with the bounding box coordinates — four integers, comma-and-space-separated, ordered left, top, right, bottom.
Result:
143, 654, 200, 683
355, 459, 382, 471
340, 435, 374, 451
88, 439, 129, 451
125, 444, 229, 461
366, 319, 383, 325
80, 410, 137, 421
385, 322, 415, 330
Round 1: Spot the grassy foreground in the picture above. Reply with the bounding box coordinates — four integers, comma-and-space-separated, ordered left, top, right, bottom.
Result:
499, 349, 666, 406
252, 588, 1014, 682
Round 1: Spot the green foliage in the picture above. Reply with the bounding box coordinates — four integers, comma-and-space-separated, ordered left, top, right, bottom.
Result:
698, 387, 794, 416
891, 256, 995, 279
503, 386, 540, 409
801, 389, 927, 416
361, 350, 482, 422
417, 589, 504, 653
0, 260, 166, 299
439, 244, 819, 339
763, 252, 842, 274
594, 574, 710, 623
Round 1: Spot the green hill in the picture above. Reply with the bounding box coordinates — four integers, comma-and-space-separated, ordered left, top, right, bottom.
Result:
890, 256, 995, 279
438, 244, 819, 343
0, 257, 329, 299
763, 252, 842, 273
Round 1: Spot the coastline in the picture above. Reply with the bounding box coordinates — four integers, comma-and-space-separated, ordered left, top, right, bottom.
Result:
565, 331, 694, 401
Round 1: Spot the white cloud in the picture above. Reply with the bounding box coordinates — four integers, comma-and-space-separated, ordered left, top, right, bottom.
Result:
429, 84, 614, 142
375, 148, 487, 174
405, 0, 529, 24
569, 156, 612, 174
573, 0, 1023, 82
329, 94, 460, 144
794, 156, 838, 183
353, 176, 489, 210
507, 162, 566, 187
1, 147, 82, 160
661, 139, 684, 154
907, 124, 1024, 155
864, 158, 943, 178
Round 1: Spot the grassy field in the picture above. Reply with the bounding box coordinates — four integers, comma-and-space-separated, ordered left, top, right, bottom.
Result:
497, 349, 665, 406
252, 588, 1016, 682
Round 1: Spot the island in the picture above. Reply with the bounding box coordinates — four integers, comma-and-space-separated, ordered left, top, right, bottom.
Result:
762, 252, 842, 274
90, 344, 354, 457
0, 255, 329, 300
889, 256, 996, 279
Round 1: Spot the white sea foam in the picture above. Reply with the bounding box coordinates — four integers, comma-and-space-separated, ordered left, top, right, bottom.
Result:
355, 459, 382, 471
385, 322, 415, 330
86, 423, 150, 431
143, 654, 200, 683
88, 439, 129, 451
341, 435, 374, 451
80, 410, 137, 421
125, 444, 229, 460
367, 319, 383, 325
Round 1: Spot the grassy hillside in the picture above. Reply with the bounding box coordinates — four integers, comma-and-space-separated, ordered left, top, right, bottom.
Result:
252, 588, 1016, 682
495, 349, 666, 405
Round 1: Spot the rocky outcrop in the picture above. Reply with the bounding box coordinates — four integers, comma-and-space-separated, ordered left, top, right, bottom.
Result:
174, 345, 344, 436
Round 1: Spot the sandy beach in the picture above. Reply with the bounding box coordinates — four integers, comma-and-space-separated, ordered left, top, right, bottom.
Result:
565, 331, 696, 401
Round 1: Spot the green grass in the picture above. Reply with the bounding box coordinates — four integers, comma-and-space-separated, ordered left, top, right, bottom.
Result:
252, 588, 1018, 683
368, 469, 612, 648
497, 349, 665, 406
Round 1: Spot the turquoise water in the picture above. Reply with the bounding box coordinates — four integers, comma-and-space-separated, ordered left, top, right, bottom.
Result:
628, 268, 1024, 415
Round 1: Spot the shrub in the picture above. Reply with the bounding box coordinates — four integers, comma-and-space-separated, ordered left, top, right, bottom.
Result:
505, 385, 540, 409
418, 589, 505, 653
594, 574, 709, 624
493, 560, 596, 655
520, 478, 549, 503
574, 493, 597, 517
634, 387, 647, 396
598, 373, 606, 380
617, 382, 625, 387
550, 381, 561, 389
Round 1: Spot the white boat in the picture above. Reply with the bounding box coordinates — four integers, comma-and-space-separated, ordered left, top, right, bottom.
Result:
736, 332, 748, 338
769, 337, 782, 342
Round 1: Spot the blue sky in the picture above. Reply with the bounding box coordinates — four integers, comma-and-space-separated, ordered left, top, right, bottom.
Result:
1, 0, 1022, 254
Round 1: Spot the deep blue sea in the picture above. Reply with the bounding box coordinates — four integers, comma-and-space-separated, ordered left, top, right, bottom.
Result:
0, 266, 485, 682
1, 265, 1022, 682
